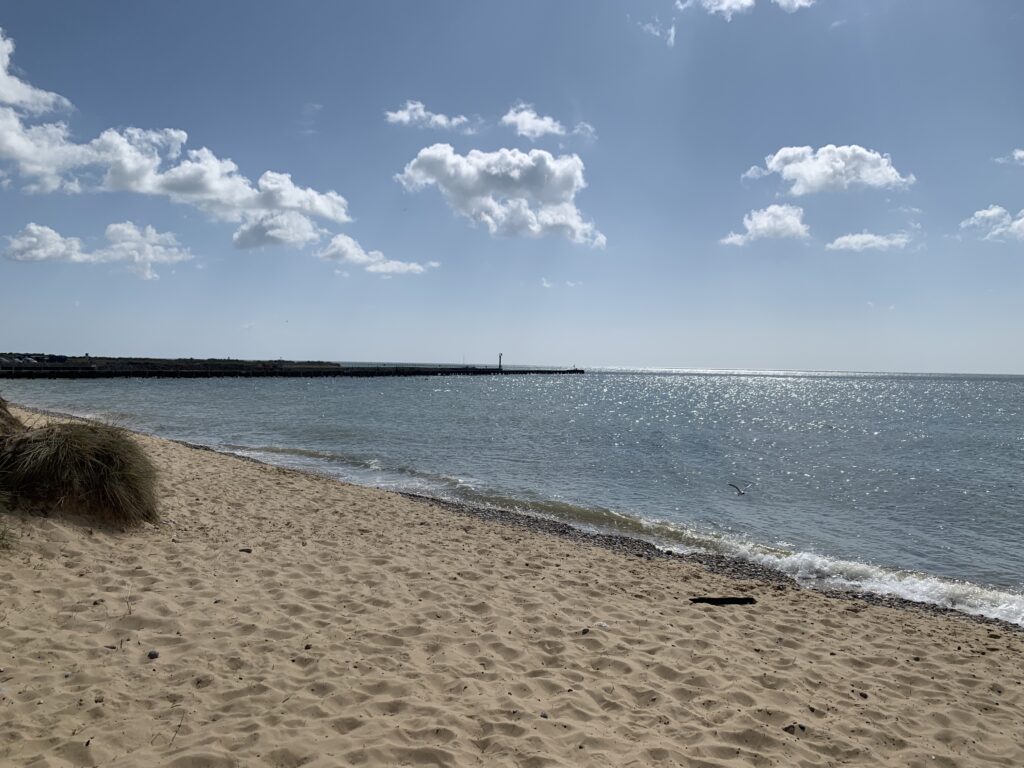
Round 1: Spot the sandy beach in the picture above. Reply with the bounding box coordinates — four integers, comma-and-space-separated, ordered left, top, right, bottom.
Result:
1, 406, 1022, 768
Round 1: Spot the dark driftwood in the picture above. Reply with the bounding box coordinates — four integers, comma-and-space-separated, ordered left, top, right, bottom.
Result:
690, 596, 758, 606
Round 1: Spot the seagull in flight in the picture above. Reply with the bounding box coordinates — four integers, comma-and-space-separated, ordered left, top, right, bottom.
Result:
728, 483, 750, 496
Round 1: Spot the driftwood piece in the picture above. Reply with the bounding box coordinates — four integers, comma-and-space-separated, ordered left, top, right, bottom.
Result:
689, 596, 758, 606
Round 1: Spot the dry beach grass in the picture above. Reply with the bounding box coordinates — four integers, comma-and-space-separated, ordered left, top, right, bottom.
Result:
0, 396, 26, 437
0, 420, 158, 528
1, 405, 1022, 767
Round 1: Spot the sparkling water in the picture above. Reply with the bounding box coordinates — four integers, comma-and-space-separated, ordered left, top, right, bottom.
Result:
5, 369, 1023, 625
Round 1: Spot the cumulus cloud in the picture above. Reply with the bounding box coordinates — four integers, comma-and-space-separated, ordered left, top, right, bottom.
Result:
5, 223, 87, 263
540, 277, 553, 288
501, 104, 596, 141
4, 221, 192, 279
317, 234, 438, 275
0, 34, 337, 239
501, 104, 566, 139
0, 28, 71, 114
385, 100, 471, 133
0, 104, 350, 233
232, 210, 324, 248
995, 149, 1024, 166
396, 143, 605, 247
959, 205, 1024, 241
720, 204, 809, 246
100, 146, 351, 235
30, 122, 344, 243
676, 0, 813, 19
677, 0, 755, 21
773, 0, 816, 10
0, 29, 425, 276
825, 231, 912, 251
743, 144, 915, 196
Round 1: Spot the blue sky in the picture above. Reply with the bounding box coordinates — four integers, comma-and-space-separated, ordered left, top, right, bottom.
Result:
1, 0, 1022, 372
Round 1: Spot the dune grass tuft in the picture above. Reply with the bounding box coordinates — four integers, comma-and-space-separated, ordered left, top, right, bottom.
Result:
0, 490, 13, 550
0, 421, 159, 527
0, 522, 12, 552
0, 396, 25, 437
0, 396, 21, 544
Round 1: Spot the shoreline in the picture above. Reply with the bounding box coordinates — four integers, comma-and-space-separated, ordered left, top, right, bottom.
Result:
2, 404, 1023, 766
11, 400, 1023, 635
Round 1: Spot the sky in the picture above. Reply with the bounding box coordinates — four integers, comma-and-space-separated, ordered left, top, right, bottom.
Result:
1, 0, 1022, 373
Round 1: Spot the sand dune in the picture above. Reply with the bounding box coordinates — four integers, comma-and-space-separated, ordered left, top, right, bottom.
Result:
1, 407, 1022, 767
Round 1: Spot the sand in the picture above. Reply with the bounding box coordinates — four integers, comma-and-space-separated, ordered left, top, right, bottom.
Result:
1, 406, 1022, 767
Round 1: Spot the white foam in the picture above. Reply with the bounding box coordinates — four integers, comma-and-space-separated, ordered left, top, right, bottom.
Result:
677, 536, 1024, 627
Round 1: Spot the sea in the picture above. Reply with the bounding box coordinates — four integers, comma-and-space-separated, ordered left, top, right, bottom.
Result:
4, 369, 1023, 626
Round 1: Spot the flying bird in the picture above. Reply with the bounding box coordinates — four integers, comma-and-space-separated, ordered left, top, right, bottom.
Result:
728, 483, 749, 496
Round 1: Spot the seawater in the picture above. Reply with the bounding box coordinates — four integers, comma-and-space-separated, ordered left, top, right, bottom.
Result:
4, 370, 1023, 626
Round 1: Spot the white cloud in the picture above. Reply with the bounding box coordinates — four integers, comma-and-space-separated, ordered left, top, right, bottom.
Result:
573, 122, 597, 141
743, 144, 915, 196
995, 149, 1024, 166
639, 18, 676, 46
773, 0, 816, 11
0, 28, 71, 114
5, 223, 85, 262
541, 277, 553, 288
385, 100, 471, 133
4, 221, 193, 279
0, 105, 180, 193
501, 103, 566, 139
959, 205, 1024, 241
825, 231, 912, 251
232, 210, 325, 248
115, 150, 351, 232
0, 109, 350, 230
317, 234, 437, 275
677, 0, 756, 21
721, 204, 809, 246
501, 104, 596, 141
396, 143, 605, 247
676, 0, 813, 19
0, 29, 359, 257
